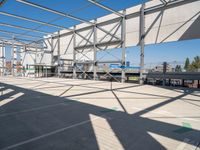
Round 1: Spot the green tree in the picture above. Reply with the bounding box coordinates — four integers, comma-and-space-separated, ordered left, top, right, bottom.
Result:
175, 65, 182, 72
193, 56, 200, 69
184, 58, 190, 71
188, 56, 200, 72
188, 63, 196, 72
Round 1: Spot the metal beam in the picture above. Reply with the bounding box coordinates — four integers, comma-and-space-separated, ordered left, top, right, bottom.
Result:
0, 11, 69, 30
0, 34, 35, 43
0, 37, 26, 46
15, 37, 40, 43
0, 29, 42, 39
0, 37, 23, 46
0, 42, 40, 48
34, 47, 37, 78
144, 0, 197, 15
160, 0, 167, 5
121, 10, 126, 83
93, 20, 97, 80
0, 36, 43, 48
73, 26, 77, 79
97, 60, 121, 64
51, 0, 197, 42
13, 45, 18, 76
97, 26, 120, 41
74, 40, 121, 50
16, 0, 94, 25
88, 0, 124, 17
0, 22, 51, 35
139, 4, 145, 85
11, 37, 14, 76
50, 36, 53, 66
57, 31, 61, 77
0, 42, 5, 76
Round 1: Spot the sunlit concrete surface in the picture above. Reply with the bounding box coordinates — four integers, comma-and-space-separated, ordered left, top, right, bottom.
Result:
0, 77, 200, 150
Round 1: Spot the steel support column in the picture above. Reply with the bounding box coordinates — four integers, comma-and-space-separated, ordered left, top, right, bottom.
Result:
34, 47, 37, 78
93, 20, 97, 80
21, 45, 26, 76
121, 10, 126, 83
13, 46, 17, 76
3, 44, 5, 76
50, 36, 53, 66
0, 44, 3, 76
57, 31, 61, 77
11, 38, 15, 76
0, 43, 5, 76
2, 43, 5, 76
139, 4, 145, 84
73, 26, 77, 79
19, 46, 23, 76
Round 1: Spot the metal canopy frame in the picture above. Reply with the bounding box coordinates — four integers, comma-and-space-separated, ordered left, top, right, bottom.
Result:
0, 0, 198, 83
0, 29, 42, 39
88, 0, 124, 17
0, 22, 51, 35
16, 0, 94, 25
72, 16, 125, 82
0, 11, 69, 30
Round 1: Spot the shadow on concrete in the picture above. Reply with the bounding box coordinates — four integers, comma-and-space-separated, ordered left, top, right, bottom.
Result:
179, 15, 200, 41
161, 11, 200, 43
0, 82, 200, 150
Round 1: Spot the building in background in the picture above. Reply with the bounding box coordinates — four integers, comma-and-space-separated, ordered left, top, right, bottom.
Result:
151, 63, 173, 73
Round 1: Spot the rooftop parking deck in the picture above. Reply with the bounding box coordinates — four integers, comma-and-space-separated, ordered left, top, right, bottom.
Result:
0, 77, 200, 150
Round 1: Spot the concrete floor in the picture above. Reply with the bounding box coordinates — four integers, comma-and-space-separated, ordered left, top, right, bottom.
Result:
0, 77, 200, 150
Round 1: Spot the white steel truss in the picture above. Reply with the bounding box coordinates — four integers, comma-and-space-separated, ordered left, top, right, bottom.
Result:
0, 0, 199, 83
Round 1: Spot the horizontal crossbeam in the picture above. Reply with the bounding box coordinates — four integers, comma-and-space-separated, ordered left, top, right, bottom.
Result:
88, 0, 124, 17
0, 11, 69, 30
16, 0, 94, 25
0, 22, 51, 35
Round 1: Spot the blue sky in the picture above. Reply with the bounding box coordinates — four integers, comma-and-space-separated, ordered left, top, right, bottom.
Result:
1, 0, 200, 66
